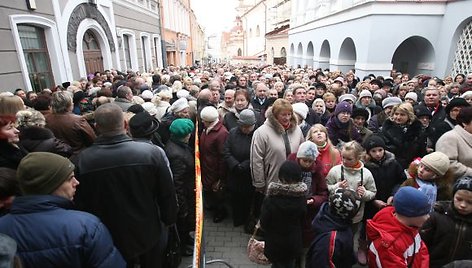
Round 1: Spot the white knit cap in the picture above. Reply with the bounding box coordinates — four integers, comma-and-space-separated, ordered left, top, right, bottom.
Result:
170, 97, 189, 113
292, 103, 309, 120
141, 102, 158, 116
338, 94, 356, 103
200, 106, 219, 122
405, 92, 418, 102
296, 141, 319, 160
141, 90, 154, 100
421, 152, 450, 176
176, 89, 190, 99
359, 90, 373, 99
382, 97, 403, 109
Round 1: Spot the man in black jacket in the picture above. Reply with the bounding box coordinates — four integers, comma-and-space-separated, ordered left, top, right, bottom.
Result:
76, 103, 177, 268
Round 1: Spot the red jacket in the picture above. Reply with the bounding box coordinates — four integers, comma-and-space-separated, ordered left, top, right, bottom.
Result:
316, 142, 341, 180
367, 206, 429, 268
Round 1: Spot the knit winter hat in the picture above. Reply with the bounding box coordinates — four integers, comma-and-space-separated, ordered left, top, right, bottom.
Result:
405, 92, 418, 103
176, 89, 190, 99
237, 109, 256, 126
16, 109, 46, 128
382, 97, 402, 109
17, 152, 75, 195
200, 106, 219, 122
445, 97, 470, 114
329, 188, 359, 220
338, 94, 356, 104
296, 141, 319, 160
170, 97, 189, 113
334, 101, 352, 115
421, 152, 450, 176
414, 105, 432, 118
292, 103, 309, 120
352, 107, 369, 120
453, 176, 472, 195
278, 160, 302, 183
359, 90, 373, 99
140, 90, 154, 100
169, 118, 194, 138
394, 186, 430, 217
363, 135, 386, 152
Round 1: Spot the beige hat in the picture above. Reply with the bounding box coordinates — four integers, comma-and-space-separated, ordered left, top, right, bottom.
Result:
421, 152, 450, 176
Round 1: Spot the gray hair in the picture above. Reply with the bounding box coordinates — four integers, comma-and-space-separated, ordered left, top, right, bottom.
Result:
51, 91, 73, 114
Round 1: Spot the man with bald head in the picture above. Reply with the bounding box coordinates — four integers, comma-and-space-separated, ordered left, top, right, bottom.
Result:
218, 89, 235, 119
251, 82, 269, 113
76, 103, 177, 268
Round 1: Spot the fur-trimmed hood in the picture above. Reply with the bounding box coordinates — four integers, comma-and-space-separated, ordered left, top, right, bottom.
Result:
264, 107, 299, 134
267, 182, 307, 197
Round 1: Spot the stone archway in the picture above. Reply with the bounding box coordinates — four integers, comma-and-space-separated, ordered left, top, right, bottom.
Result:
319, 40, 331, 70
289, 43, 295, 66
296, 42, 303, 67
338, 38, 357, 73
67, 3, 115, 53
392, 36, 435, 76
306, 42, 314, 68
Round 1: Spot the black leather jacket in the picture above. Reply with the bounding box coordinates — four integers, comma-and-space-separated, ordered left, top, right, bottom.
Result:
76, 134, 177, 260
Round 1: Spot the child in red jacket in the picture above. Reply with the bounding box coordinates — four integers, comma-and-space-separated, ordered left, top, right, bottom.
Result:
367, 186, 430, 268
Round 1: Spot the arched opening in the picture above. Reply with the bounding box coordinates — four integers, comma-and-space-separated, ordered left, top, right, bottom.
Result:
281, 47, 287, 57
392, 36, 435, 76
83, 29, 103, 74
237, 48, 242, 56
296, 42, 303, 67
319, 40, 331, 70
338, 37, 357, 73
256, 25, 260, 37
289, 43, 295, 67
307, 41, 314, 67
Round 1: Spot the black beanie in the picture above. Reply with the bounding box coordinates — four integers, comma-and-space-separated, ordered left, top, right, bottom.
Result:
17, 152, 75, 195
278, 160, 302, 183
363, 135, 386, 152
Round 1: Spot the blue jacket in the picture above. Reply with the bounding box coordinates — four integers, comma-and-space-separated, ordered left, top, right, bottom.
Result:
0, 195, 125, 268
306, 203, 356, 268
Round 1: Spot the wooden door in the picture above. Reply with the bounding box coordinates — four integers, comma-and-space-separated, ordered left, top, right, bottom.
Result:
82, 30, 103, 74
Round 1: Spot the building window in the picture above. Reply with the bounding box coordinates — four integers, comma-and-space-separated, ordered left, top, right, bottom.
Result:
154, 37, 160, 68
256, 25, 260, 37
142, 36, 148, 72
237, 48, 242, 56
281, 47, 287, 57
123, 34, 132, 70
18, 24, 54, 92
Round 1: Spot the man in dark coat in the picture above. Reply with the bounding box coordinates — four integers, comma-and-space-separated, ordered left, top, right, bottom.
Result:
0, 152, 125, 268
414, 87, 446, 137
76, 103, 177, 268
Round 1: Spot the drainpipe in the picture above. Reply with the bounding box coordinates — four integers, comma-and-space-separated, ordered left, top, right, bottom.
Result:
262, 0, 267, 64
157, 0, 167, 67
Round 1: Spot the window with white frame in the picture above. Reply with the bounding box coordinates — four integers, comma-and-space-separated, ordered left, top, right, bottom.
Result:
18, 24, 54, 92
123, 34, 132, 70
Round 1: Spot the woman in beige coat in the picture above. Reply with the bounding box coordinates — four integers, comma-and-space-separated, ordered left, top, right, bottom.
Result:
436, 106, 472, 178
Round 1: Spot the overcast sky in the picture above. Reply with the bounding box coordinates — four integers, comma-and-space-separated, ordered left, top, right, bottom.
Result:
191, 0, 238, 36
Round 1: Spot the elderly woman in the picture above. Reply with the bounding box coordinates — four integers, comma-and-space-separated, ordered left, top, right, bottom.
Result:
312, 98, 330, 126
224, 109, 257, 228
250, 98, 304, 195
164, 118, 196, 256
44, 91, 96, 160
436, 107, 472, 177
380, 102, 426, 169
16, 109, 72, 157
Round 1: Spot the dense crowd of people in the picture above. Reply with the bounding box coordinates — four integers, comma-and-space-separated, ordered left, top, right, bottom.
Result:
0, 64, 472, 268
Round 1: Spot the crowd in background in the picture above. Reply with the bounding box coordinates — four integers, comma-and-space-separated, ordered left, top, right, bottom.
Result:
0, 63, 472, 268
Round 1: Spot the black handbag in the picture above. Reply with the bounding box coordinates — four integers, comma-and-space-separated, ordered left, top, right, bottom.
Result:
163, 225, 182, 268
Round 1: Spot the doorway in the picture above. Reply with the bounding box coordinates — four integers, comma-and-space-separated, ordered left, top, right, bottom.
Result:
83, 30, 103, 75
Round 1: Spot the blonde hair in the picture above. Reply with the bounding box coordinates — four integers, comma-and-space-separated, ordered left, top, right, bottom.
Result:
307, 124, 339, 166
391, 102, 416, 124
322, 92, 336, 102
312, 98, 326, 113
342, 141, 365, 160
0, 96, 24, 115
272, 98, 293, 117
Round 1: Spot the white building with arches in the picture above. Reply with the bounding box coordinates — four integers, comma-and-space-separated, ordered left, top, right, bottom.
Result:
1, 0, 164, 92
288, 0, 472, 78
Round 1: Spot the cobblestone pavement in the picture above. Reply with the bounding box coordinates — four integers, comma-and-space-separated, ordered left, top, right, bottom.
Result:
180, 212, 364, 268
